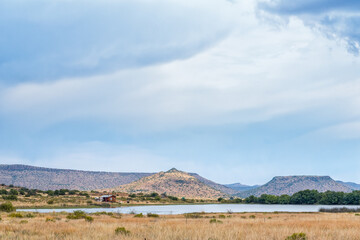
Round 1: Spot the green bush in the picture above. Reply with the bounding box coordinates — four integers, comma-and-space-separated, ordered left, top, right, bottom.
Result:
0, 202, 15, 212
184, 212, 204, 219
84, 216, 94, 223
2, 195, 18, 201
285, 233, 307, 240
19, 220, 28, 224
218, 215, 226, 219
209, 218, 223, 224
9, 189, 18, 195
47, 199, 54, 204
134, 213, 143, 218
249, 215, 256, 219
66, 210, 87, 219
8, 212, 23, 218
147, 213, 159, 218
24, 213, 35, 218
115, 227, 130, 235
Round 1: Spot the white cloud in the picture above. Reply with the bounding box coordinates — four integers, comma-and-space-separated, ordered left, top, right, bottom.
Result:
1, 13, 360, 133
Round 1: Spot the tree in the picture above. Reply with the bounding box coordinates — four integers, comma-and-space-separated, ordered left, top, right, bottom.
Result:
0, 202, 15, 212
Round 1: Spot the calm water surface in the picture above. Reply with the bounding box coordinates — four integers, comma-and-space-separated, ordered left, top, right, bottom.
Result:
18, 204, 360, 215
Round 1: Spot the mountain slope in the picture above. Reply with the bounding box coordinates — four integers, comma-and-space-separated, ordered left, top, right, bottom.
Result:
109, 168, 226, 199
337, 181, 360, 190
0, 164, 152, 190
238, 176, 352, 197
225, 183, 259, 192
189, 173, 239, 195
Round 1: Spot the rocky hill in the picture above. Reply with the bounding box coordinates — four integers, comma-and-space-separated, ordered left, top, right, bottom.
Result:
238, 176, 352, 197
109, 168, 227, 199
0, 164, 152, 190
0, 165, 236, 195
225, 183, 259, 192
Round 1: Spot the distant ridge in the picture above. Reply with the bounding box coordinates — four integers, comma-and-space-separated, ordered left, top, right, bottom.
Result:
0, 164, 152, 190
108, 168, 227, 199
337, 181, 360, 190
238, 175, 352, 197
0, 165, 236, 194
225, 183, 259, 192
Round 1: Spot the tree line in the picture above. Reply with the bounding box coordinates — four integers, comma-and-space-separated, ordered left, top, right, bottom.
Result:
244, 189, 360, 205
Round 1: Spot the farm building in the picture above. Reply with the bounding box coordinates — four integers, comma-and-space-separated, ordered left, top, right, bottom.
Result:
99, 195, 116, 202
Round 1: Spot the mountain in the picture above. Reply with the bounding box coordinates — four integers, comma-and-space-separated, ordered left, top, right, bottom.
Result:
225, 183, 259, 192
337, 181, 360, 190
0, 164, 152, 190
0, 164, 235, 195
238, 176, 353, 197
109, 168, 227, 199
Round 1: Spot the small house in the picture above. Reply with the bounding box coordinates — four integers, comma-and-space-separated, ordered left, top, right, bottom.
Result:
100, 195, 116, 202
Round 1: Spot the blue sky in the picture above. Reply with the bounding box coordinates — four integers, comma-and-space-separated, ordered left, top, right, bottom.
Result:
1, 0, 360, 185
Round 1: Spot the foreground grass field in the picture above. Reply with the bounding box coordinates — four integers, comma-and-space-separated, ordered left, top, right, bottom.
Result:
1, 211, 360, 239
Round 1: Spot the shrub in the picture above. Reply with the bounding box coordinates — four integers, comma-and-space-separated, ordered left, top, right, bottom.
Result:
2, 195, 18, 201
168, 196, 178, 201
249, 215, 256, 219
84, 216, 94, 223
209, 218, 223, 224
285, 233, 307, 240
147, 213, 159, 218
218, 215, 226, 219
45, 217, 55, 222
47, 199, 54, 204
8, 212, 23, 218
134, 213, 143, 218
0, 202, 15, 212
9, 189, 18, 195
115, 227, 130, 235
67, 210, 87, 220
319, 207, 360, 213
0, 189, 7, 195
19, 220, 28, 224
24, 213, 35, 218
184, 213, 203, 219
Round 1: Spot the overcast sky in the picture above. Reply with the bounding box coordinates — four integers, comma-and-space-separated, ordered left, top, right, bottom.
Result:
1, 0, 360, 185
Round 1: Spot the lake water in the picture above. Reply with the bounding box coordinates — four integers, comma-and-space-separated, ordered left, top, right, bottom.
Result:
18, 204, 360, 215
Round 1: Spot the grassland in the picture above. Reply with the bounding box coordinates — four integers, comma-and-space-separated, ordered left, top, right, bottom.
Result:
1, 211, 360, 239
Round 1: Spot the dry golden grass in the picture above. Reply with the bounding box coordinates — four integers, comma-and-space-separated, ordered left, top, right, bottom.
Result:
1, 212, 360, 239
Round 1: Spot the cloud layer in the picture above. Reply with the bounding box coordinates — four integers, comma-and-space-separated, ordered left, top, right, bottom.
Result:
259, 0, 360, 54
0, 0, 232, 82
0, 0, 360, 184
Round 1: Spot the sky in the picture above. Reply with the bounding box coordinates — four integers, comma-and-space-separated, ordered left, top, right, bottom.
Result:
1, 0, 360, 185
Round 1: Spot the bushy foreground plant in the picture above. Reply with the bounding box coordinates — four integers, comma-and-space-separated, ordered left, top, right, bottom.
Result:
115, 227, 130, 235
285, 233, 307, 240
66, 210, 93, 222
209, 218, 223, 224
0, 202, 15, 212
